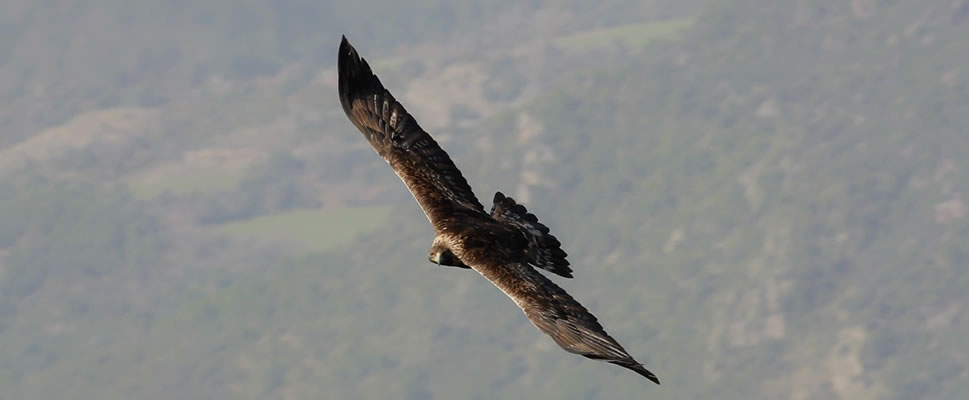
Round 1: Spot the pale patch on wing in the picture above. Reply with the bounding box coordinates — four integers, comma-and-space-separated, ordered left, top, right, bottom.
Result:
391, 167, 433, 225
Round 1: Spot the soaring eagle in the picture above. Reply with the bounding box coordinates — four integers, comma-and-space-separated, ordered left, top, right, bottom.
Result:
337, 36, 659, 385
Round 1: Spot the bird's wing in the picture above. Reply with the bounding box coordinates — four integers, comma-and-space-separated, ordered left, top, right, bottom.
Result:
338, 36, 485, 227
471, 258, 659, 384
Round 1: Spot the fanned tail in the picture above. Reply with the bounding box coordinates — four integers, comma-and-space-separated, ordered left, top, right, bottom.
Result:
490, 192, 572, 278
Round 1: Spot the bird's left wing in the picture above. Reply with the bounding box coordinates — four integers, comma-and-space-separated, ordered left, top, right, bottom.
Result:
470, 258, 660, 384
338, 36, 485, 226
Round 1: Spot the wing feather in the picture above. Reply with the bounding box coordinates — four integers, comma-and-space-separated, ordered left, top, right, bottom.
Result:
470, 258, 659, 384
338, 36, 485, 227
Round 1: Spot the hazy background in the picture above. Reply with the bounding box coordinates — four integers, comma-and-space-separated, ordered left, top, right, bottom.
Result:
1, 0, 967, 398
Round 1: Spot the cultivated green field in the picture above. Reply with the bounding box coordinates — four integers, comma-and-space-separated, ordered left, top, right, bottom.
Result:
554, 18, 695, 51
218, 207, 394, 252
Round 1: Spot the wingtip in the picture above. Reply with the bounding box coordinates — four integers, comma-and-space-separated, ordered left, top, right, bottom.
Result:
610, 360, 660, 384
337, 35, 358, 69
337, 35, 382, 112
633, 365, 661, 385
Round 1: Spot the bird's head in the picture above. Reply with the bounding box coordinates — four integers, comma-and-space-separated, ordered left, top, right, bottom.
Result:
428, 251, 442, 265
427, 248, 459, 265
428, 243, 461, 266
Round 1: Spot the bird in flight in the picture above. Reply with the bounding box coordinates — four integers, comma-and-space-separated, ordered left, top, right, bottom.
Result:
337, 35, 659, 385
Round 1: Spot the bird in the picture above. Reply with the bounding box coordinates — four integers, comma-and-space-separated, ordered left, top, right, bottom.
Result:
337, 35, 659, 385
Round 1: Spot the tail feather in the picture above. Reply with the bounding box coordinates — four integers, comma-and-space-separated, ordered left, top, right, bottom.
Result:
490, 192, 572, 278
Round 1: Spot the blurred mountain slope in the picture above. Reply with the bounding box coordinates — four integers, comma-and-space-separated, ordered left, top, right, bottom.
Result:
1, 0, 967, 399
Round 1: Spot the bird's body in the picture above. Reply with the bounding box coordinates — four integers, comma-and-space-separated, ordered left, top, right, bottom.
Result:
337, 35, 659, 385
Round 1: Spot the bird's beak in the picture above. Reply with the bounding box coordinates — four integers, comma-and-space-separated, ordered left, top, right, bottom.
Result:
429, 254, 440, 265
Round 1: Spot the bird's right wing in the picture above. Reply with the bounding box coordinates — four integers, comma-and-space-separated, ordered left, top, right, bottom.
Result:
471, 258, 659, 384
338, 36, 486, 227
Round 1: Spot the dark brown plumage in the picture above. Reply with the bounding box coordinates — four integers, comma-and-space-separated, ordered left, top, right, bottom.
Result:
337, 35, 658, 385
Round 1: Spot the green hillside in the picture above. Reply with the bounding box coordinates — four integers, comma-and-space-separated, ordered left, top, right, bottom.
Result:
1, 0, 967, 399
